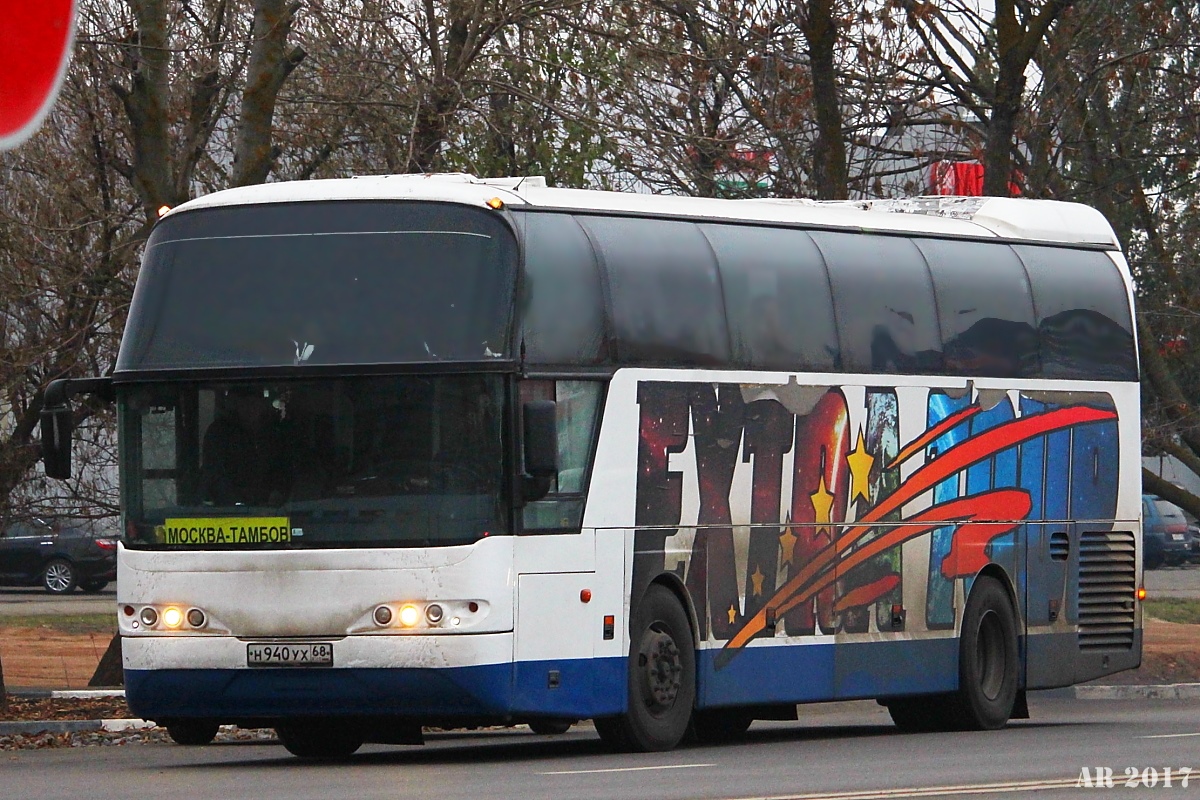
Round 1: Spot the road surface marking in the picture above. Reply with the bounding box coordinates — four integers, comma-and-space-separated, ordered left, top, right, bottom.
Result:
1137, 732, 1200, 739
732, 777, 1081, 799
540, 763, 715, 775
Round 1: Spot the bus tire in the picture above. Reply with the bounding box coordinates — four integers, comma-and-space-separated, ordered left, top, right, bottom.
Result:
276, 721, 363, 759
165, 720, 219, 745
690, 707, 753, 743
885, 696, 951, 732
949, 576, 1019, 731
595, 584, 695, 752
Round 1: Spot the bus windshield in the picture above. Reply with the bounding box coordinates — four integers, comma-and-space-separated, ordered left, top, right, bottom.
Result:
120, 375, 507, 549
117, 201, 517, 371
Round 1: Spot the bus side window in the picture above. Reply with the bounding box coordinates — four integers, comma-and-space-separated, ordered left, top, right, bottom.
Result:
812, 231, 944, 375
1013, 246, 1137, 382
579, 216, 729, 367
917, 238, 1040, 379
520, 380, 604, 532
701, 223, 839, 372
519, 213, 607, 365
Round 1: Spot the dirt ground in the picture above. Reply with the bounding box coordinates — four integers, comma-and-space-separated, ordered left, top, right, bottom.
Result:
0, 626, 115, 690
1, 619, 1198, 722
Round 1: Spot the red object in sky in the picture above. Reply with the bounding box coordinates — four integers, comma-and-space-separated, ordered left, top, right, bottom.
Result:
0, 0, 76, 150
930, 160, 1022, 197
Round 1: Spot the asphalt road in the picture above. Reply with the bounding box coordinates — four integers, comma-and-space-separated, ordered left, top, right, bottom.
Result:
5, 696, 1200, 800
1143, 563, 1200, 599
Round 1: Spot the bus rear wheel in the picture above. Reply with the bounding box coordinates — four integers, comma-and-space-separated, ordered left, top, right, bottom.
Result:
886, 577, 1018, 733
949, 576, 1019, 730
595, 584, 695, 752
276, 721, 363, 759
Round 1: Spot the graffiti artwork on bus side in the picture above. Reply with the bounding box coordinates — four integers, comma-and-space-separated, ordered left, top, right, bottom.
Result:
632, 380, 1120, 668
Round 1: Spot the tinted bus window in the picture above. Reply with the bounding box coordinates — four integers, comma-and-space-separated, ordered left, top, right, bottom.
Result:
812, 232, 943, 374
118, 202, 517, 371
916, 239, 1039, 378
1013, 245, 1137, 381
701, 223, 839, 371
519, 214, 606, 364
580, 216, 729, 366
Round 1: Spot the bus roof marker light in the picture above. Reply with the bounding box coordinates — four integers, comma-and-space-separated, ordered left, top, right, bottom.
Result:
157, 205, 171, 217
486, 197, 504, 210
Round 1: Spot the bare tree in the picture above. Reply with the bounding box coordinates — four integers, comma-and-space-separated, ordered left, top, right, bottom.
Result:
902, 0, 1075, 196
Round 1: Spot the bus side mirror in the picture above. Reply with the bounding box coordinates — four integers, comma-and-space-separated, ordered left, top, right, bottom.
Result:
40, 376, 114, 481
522, 400, 557, 503
41, 405, 74, 480
523, 400, 558, 478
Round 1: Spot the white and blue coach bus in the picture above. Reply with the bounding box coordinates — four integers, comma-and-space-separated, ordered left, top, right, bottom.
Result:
42, 176, 1143, 757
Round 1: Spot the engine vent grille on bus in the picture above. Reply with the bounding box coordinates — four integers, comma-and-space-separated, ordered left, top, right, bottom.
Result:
1077, 530, 1137, 651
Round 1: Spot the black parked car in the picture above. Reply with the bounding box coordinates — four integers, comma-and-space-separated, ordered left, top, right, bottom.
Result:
0, 517, 118, 593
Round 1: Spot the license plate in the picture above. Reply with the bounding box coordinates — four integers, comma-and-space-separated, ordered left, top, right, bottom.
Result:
1172, 533, 1187, 541
247, 642, 333, 667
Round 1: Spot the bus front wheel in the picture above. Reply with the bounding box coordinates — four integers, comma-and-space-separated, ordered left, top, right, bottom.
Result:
276, 721, 363, 759
165, 720, 219, 745
595, 584, 695, 752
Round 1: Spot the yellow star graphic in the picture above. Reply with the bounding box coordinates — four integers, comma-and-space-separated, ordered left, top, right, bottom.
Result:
779, 525, 798, 567
846, 429, 876, 505
727, 603, 738, 625
750, 564, 765, 597
810, 474, 835, 539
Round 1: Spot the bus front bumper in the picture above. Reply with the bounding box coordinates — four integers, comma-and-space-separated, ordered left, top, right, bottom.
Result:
122, 633, 625, 722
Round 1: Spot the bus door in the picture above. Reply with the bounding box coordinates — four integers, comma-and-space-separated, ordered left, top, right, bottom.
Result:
512, 532, 598, 717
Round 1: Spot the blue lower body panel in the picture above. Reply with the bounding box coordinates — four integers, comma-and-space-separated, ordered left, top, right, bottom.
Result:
698, 637, 959, 707
127, 639, 961, 721
126, 656, 627, 721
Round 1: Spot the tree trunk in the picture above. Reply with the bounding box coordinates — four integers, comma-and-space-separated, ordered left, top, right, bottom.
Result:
982, 0, 1074, 196
1, 651, 7, 710
800, 0, 848, 200
113, 0, 179, 221
232, 0, 307, 187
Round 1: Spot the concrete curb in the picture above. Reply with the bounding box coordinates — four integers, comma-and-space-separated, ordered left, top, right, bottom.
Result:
0, 718, 154, 736
8, 688, 125, 700
1075, 682, 1200, 700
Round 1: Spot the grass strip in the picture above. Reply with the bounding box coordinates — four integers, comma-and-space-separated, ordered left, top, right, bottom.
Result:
1144, 598, 1200, 626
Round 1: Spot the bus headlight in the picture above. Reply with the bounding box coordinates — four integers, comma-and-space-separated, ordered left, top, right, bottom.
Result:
398, 604, 420, 627
162, 607, 184, 629
140, 607, 158, 626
